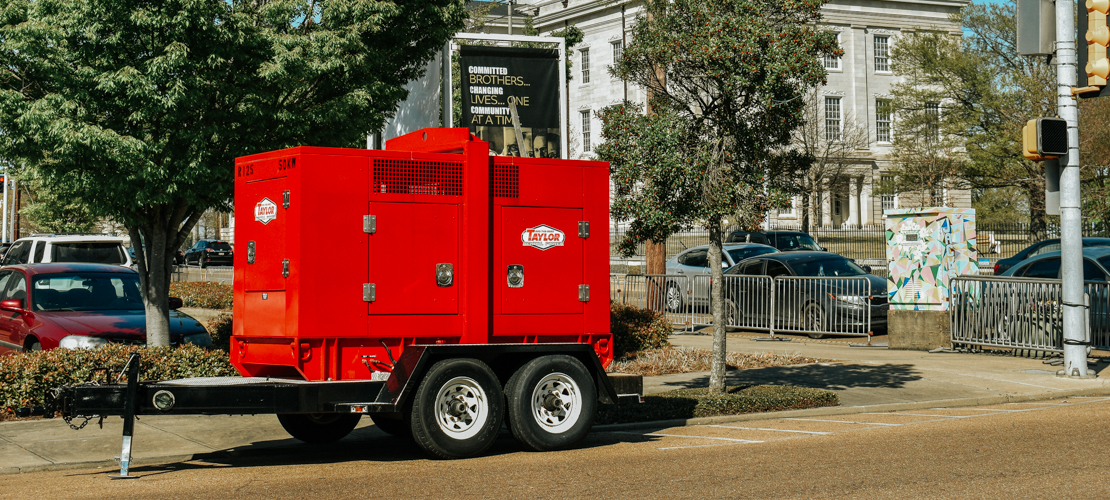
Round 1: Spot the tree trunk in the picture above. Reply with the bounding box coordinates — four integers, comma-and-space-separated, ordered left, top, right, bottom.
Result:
707, 220, 727, 394
801, 190, 813, 234
130, 223, 174, 347
645, 239, 666, 310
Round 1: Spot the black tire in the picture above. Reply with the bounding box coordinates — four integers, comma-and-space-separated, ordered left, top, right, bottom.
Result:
369, 413, 411, 439
276, 413, 361, 444
665, 283, 683, 313
26, 339, 41, 352
410, 358, 504, 459
804, 303, 826, 339
725, 300, 742, 328
505, 355, 596, 452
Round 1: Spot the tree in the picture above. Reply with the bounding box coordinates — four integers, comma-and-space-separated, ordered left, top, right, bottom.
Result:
0, 0, 466, 346
883, 2, 1055, 235
1079, 98, 1110, 235
18, 174, 100, 234
598, 0, 839, 393
790, 88, 870, 232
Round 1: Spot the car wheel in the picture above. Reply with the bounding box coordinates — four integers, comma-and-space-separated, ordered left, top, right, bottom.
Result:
804, 303, 826, 339
199, 255, 208, 269
665, 283, 683, 313
725, 300, 742, 328
409, 358, 504, 459
369, 413, 412, 439
505, 355, 596, 452
276, 413, 361, 444
27, 339, 41, 352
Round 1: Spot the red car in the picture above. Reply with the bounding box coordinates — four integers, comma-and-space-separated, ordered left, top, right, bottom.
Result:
0, 263, 211, 352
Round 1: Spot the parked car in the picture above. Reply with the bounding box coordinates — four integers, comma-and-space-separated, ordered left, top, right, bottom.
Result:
128, 246, 185, 266
183, 240, 233, 268
992, 237, 1110, 275
0, 263, 210, 352
0, 233, 131, 268
999, 247, 1110, 281
725, 230, 824, 252
664, 243, 779, 311
723, 251, 888, 338
0, 242, 10, 261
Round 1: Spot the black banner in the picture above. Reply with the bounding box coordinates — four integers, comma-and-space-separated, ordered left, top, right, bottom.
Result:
460, 46, 560, 157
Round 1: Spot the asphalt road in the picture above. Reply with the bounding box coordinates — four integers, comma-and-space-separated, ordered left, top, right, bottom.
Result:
3, 397, 1109, 499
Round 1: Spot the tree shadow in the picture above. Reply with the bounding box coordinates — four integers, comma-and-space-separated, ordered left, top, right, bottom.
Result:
659, 363, 923, 392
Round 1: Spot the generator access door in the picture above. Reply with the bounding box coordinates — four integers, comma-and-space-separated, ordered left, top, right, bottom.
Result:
501, 206, 583, 314
368, 202, 459, 315
238, 176, 288, 292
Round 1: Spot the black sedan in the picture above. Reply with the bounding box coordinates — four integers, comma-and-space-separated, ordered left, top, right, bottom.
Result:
183, 240, 233, 268
723, 252, 887, 338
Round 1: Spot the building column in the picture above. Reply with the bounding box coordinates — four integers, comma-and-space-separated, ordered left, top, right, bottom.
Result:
859, 175, 872, 226
848, 176, 861, 228
821, 186, 833, 227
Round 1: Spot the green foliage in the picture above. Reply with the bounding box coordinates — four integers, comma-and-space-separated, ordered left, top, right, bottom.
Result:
207, 313, 233, 351
19, 174, 99, 233
885, 2, 1054, 230
0, 0, 467, 345
610, 303, 672, 356
972, 187, 1030, 226
0, 344, 238, 411
595, 385, 839, 424
169, 282, 232, 310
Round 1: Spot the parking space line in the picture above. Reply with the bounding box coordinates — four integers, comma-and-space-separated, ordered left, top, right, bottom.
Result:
705, 425, 830, 435
785, 418, 901, 426
658, 442, 757, 451
640, 432, 763, 443
859, 412, 978, 419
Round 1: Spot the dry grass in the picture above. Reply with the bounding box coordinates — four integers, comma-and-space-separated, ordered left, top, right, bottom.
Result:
608, 347, 824, 377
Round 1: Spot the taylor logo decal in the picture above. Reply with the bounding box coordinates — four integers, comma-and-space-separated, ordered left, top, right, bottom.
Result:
254, 198, 278, 225
521, 225, 565, 250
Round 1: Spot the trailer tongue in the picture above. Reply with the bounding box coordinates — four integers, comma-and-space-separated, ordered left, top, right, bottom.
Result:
30, 128, 641, 473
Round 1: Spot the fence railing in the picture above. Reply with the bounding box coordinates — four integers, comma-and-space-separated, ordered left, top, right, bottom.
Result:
950, 276, 1110, 352
615, 273, 878, 337
171, 266, 233, 285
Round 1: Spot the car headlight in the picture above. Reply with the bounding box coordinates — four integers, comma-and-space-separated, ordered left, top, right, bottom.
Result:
183, 332, 213, 347
831, 294, 868, 305
58, 335, 110, 349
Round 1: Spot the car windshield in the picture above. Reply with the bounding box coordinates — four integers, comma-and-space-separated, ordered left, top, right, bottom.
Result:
31, 273, 143, 311
789, 257, 868, 277
776, 234, 821, 251
208, 242, 232, 251
726, 246, 776, 263
51, 243, 125, 265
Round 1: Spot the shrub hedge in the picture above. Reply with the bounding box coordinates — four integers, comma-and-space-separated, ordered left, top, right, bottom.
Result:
169, 282, 233, 310
595, 385, 839, 425
0, 344, 238, 413
208, 313, 233, 351
610, 303, 672, 356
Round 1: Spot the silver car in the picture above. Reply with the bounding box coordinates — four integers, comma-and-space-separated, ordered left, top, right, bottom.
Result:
664, 243, 778, 311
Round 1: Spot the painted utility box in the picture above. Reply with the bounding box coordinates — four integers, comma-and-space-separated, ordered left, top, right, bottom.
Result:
885, 207, 978, 311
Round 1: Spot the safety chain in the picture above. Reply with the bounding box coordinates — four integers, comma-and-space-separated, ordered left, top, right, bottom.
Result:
63, 414, 93, 431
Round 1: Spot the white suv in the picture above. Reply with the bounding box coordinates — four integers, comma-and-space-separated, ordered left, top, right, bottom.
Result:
0, 234, 132, 267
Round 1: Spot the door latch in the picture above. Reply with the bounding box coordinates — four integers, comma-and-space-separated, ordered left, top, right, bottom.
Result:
247, 241, 256, 264
281, 259, 289, 278
282, 190, 290, 209
507, 265, 524, 288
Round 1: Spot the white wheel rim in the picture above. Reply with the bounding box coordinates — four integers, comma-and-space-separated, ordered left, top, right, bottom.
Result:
530, 372, 582, 434
434, 376, 489, 440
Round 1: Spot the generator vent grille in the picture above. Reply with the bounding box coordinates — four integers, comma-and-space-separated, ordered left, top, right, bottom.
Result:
373, 159, 463, 196
491, 163, 519, 198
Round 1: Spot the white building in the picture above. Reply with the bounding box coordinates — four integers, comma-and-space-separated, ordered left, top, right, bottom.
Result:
517, 0, 971, 228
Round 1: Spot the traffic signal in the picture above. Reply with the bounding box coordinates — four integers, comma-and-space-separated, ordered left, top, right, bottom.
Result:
1080, 0, 1110, 97
1022, 117, 1067, 161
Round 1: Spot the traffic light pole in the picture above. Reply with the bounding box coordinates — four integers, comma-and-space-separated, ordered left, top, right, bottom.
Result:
1056, 0, 1092, 378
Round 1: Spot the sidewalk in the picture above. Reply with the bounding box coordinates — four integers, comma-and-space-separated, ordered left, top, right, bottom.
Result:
3, 332, 1109, 474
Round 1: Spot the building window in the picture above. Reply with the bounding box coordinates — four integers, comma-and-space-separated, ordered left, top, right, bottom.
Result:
823, 33, 841, 70
581, 110, 592, 152
876, 100, 892, 143
875, 36, 889, 72
825, 97, 841, 142
881, 175, 896, 211
780, 197, 797, 218
581, 48, 590, 84
834, 195, 843, 217
925, 101, 940, 140
611, 41, 622, 64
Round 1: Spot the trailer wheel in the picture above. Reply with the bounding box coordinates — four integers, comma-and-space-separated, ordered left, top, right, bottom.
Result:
276, 413, 361, 444
410, 358, 504, 459
505, 355, 596, 452
369, 413, 411, 439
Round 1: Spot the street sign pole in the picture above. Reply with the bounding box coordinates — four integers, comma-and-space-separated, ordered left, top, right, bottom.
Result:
1056, 0, 1091, 378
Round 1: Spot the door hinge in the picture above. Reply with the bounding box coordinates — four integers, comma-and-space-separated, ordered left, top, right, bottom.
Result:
578, 284, 590, 302
364, 215, 376, 234
282, 259, 289, 278
578, 221, 590, 238
283, 190, 290, 209
363, 283, 376, 302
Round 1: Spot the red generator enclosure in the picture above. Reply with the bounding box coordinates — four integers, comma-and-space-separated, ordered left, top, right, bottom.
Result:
231, 128, 613, 381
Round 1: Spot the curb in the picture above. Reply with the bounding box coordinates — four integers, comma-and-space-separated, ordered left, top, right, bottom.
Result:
5, 388, 1109, 475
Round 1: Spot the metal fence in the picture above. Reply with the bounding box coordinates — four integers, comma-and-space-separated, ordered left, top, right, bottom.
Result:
950, 276, 1110, 352
171, 266, 233, 285
614, 273, 878, 337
